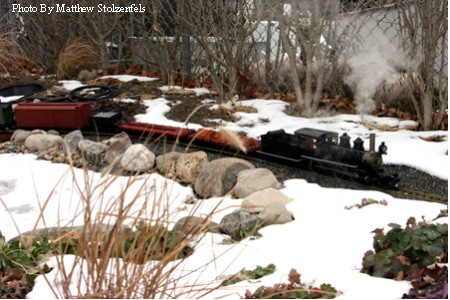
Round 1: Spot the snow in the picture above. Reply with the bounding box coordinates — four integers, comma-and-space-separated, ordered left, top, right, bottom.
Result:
1, 75, 448, 299
100, 75, 159, 82
0, 95, 23, 103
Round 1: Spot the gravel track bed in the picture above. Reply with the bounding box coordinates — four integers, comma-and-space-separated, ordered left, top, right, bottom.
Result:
142, 137, 448, 202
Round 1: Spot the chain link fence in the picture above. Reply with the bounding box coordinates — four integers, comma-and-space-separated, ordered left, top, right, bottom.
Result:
130, 1, 446, 102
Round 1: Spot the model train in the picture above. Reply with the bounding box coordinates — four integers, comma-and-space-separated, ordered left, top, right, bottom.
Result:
257, 128, 399, 188
0, 83, 400, 189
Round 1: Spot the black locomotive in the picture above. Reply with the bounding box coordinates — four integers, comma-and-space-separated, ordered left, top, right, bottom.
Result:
257, 128, 400, 189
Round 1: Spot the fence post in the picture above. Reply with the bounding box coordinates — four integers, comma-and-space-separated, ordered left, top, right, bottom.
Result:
181, 0, 192, 80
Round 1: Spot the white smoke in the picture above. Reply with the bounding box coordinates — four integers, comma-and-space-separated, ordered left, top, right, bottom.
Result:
343, 34, 420, 115
344, 49, 398, 114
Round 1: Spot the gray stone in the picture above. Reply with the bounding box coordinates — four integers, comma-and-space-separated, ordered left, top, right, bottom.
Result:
175, 151, 208, 184
102, 132, 132, 164
233, 168, 282, 198
194, 158, 255, 198
63, 129, 84, 154
220, 209, 260, 240
30, 129, 47, 135
78, 139, 108, 164
156, 152, 181, 175
241, 188, 293, 213
172, 216, 221, 235
47, 130, 60, 136
120, 144, 155, 172
258, 202, 294, 226
24, 134, 64, 152
10, 129, 31, 144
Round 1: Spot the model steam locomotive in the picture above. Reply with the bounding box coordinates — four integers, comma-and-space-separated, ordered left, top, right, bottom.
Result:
257, 128, 399, 188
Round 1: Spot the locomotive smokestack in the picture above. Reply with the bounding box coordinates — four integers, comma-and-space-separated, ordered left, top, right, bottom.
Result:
369, 133, 375, 152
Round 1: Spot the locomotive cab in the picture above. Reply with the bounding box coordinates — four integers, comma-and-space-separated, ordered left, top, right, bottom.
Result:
294, 128, 338, 154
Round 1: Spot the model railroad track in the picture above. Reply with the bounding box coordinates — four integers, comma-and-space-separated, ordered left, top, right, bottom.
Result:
390, 189, 448, 205
122, 131, 449, 205
1, 128, 447, 205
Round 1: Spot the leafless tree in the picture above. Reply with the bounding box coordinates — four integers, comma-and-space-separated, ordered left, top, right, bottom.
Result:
397, 0, 448, 130
15, 0, 135, 74
180, 0, 264, 99
277, 0, 361, 116
15, 0, 82, 72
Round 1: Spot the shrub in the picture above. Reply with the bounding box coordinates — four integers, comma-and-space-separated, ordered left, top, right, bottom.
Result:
0, 37, 41, 76
361, 217, 447, 279
362, 217, 448, 298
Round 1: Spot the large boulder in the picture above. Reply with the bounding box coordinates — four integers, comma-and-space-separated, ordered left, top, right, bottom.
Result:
175, 151, 208, 184
102, 132, 132, 164
220, 209, 260, 240
120, 144, 155, 172
241, 188, 293, 213
233, 168, 282, 198
24, 134, 64, 152
258, 202, 294, 226
194, 157, 255, 198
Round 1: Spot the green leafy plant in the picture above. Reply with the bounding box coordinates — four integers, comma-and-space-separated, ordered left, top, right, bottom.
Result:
244, 268, 340, 299
361, 217, 447, 280
230, 225, 262, 242
0, 235, 53, 298
123, 222, 193, 263
223, 263, 276, 286
0, 235, 52, 273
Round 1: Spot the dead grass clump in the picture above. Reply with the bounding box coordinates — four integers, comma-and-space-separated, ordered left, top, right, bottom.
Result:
11, 153, 229, 299
0, 37, 41, 76
57, 42, 97, 79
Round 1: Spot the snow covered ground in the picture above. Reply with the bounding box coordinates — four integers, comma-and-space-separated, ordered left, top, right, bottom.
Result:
0, 75, 447, 299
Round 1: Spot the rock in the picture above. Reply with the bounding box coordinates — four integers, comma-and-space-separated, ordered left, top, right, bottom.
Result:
156, 152, 181, 175
49, 85, 70, 96
24, 134, 64, 152
78, 69, 98, 82
63, 129, 84, 154
258, 202, 294, 226
220, 209, 260, 240
172, 216, 221, 235
120, 144, 155, 172
47, 130, 60, 136
194, 158, 255, 198
10, 129, 31, 144
78, 139, 108, 165
233, 168, 282, 198
30, 129, 47, 135
241, 188, 293, 213
102, 132, 132, 164
175, 151, 208, 184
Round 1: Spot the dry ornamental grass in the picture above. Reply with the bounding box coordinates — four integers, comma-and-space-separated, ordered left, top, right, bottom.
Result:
0, 37, 41, 76
57, 42, 98, 79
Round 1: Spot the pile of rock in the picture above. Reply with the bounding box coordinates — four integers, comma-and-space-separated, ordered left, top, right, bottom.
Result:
4, 128, 295, 241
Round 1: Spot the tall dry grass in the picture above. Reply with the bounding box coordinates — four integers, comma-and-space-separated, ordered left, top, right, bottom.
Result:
0, 37, 41, 76
57, 42, 98, 79
0, 134, 242, 299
